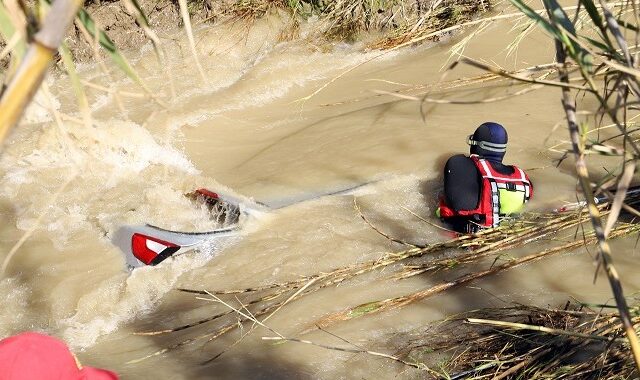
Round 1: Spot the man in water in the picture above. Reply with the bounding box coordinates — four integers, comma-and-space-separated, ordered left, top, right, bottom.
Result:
437, 122, 533, 233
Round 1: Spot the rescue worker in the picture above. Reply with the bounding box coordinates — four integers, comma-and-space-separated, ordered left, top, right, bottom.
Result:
437, 122, 533, 233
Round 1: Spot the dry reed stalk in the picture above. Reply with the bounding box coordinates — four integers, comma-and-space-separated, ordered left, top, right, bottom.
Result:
395, 303, 640, 378
553, 16, 640, 369
0, 0, 82, 147
321, 62, 566, 107
354, 197, 424, 247
177, 0, 206, 82
309, 221, 640, 331
1, 174, 77, 275
197, 291, 445, 375
129, 196, 639, 363
397, 210, 600, 278
465, 317, 623, 342
74, 17, 127, 113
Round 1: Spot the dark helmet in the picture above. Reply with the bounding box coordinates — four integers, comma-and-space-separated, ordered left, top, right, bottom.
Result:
467, 122, 508, 162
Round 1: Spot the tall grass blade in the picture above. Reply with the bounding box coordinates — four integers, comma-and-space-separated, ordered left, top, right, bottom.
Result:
581, 0, 605, 31
119, 0, 175, 98
0, 0, 82, 147
509, 0, 562, 39
59, 42, 92, 128
616, 19, 639, 32
543, 0, 592, 70
599, 0, 633, 65
553, 27, 640, 371
582, 35, 614, 53
121, 0, 161, 53
177, 0, 206, 82
0, 1, 26, 59
543, 0, 577, 35
604, 161, 636, 236
75, 8, 147, 89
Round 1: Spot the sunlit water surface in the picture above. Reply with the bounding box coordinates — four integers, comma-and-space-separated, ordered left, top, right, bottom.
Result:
1, 11, 638, 379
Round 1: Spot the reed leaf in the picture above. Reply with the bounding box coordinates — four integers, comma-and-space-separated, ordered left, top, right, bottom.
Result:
0, 0, 82, 146
120, 0, 161, 54
177, 0, 206, 82
0, 1, 25, 58
509, 0, 562, 41
581, 0, 605, 31
74, 7, 150, 93
616, 19, 639, 32
59, 42, 92, 127
543, 0, 593, 70
119, 0, 176, 97
598, 0, 632, 65
551, 9, 640, 369
543, 0, 577, 35
604, 162, 636, 236
582, 35, 614, 54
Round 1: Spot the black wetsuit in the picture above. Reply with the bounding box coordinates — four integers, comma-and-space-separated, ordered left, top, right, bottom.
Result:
443, 154, 517, 232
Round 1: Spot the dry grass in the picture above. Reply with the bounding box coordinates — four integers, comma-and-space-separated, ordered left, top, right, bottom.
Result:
128, 193, 640, 371
202, 0, 490, 48
393, 303, 640, 379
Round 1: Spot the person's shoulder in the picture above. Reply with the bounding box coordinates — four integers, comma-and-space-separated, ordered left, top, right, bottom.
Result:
445, 155, 478, 174
446, 154, 472, 165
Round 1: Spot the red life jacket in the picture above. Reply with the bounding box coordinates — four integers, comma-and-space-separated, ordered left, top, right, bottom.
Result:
439, 155, 532, 228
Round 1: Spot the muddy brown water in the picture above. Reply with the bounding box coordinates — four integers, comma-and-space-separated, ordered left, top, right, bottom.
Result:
1, 9, 639, 379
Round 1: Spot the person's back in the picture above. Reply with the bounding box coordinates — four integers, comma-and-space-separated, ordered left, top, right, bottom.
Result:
438, 122, 533, 233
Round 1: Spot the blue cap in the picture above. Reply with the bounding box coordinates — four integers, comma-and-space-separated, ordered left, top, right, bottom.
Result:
468, 122, 508, 162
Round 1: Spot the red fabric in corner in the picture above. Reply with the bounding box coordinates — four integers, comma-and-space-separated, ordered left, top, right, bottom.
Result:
0, 332, 118, 380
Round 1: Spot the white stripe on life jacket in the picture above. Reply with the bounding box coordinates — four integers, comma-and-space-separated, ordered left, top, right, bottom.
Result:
479, 159, 492, 177
479, 159, 531, 184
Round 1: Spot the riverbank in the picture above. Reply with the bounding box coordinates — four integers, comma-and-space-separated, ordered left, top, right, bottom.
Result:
68, 0, 490, 60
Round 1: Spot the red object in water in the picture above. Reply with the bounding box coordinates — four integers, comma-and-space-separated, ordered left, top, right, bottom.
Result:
0, 332, 118, 379
131, 233, 179, 265
195, 188, 219, 199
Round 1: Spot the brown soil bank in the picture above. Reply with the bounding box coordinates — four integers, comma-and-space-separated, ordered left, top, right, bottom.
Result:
69, 0, 490, 58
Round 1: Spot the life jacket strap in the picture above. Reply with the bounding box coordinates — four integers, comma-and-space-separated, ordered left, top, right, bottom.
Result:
488, 179, 501, 227
496, 182, 527, 192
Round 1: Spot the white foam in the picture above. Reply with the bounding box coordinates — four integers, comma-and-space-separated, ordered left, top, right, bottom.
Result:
0, 278, 31, 336
61, 236, 240, 349
0, 20, 411, 352
22, 82, 59, 124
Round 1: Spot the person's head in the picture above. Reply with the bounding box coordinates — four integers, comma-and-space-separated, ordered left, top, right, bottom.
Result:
467, 122, 508, 162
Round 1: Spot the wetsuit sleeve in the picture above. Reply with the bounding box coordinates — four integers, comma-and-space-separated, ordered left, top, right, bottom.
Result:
443, 155, 481, 211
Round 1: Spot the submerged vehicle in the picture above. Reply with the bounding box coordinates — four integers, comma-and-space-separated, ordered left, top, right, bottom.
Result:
112, 181, 640, 269
111, 182, 375, 269
111, 189, 259, 269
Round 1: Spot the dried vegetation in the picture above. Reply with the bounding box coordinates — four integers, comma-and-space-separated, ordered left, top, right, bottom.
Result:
73, 0, 490, 56
393, 303, 640, 379
129, 195, 640, 378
